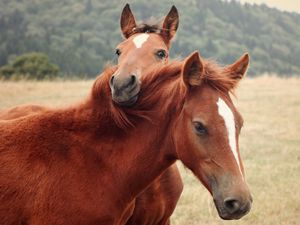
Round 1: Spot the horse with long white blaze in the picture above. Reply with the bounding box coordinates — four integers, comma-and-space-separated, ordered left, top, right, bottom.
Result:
174, 52, 252, 219
0, 50, 252, 224
0, 4, 183, 225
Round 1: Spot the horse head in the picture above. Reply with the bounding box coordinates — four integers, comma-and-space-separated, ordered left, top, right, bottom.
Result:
173, 51, 252, 220
110, 4, 179, 106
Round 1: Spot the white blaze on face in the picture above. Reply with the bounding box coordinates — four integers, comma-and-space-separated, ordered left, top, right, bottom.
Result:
217, 97, 243, 178
133, 33, 149, 48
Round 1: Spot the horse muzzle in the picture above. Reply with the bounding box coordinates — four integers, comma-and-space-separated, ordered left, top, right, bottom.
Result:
214, 196, 252, 220
209, 175, 253, 220
110, 74, 140, 107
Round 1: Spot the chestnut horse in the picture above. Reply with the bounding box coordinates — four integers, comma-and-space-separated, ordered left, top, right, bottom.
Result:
0, 4, 183, 225
0, 51, 252, 225
110, 4, 179, 106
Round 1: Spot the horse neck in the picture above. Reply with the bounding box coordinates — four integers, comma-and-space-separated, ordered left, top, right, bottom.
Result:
111, 73, 186, 200
48, 71, 185, 203
78, 69, 124, 133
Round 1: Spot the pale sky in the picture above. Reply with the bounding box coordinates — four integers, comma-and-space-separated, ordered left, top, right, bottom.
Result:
239, 0, 300, 13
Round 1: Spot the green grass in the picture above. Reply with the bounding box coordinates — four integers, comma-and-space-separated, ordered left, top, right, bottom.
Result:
0, 76, 299, 225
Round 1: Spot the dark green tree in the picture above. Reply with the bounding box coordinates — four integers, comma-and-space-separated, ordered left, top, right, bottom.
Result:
0, 52, 60, 79
0, 0, 299, 76
85, 0, 93, 14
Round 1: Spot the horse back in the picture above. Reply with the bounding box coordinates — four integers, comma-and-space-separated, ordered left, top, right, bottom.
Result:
0, 105, 47, 120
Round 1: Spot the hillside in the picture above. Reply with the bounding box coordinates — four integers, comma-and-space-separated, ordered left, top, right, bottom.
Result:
0, 0, 299, 76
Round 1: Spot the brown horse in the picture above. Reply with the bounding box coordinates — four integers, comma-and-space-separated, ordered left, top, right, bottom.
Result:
0, 51, 252, 225
110, 4, 179, 106
0, 105, 48, 120
0, 104, 183, 225
0, 4, 183, 225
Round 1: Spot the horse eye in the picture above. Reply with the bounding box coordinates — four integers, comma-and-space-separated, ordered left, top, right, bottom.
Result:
115, 49, 121, 56
193, 122, 208, 136
156, 50, 167, 59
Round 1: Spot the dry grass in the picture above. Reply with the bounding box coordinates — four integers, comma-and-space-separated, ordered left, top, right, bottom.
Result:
0, 80, 93, 108
0, 76, 299, 225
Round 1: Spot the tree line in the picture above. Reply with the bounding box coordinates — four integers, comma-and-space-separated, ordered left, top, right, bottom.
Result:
0, 0, 299, 79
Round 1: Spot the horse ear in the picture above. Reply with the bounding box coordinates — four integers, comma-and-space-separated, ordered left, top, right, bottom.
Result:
161, 5, 179, 45
226, 53, 249, 82
120, 4, 137, 39
182, 51, 204, 87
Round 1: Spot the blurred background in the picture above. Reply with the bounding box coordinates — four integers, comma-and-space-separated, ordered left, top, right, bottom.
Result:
0, 0, 299, 79
0, 1, 299, 225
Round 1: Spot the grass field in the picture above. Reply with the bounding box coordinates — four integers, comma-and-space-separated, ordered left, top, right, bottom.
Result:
0, 76, 299, 225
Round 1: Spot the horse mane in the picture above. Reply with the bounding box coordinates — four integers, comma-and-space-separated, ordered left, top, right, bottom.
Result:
127, 17, 166, 37
89, 58, 237, 130
91, 66, 116, 101
90, 66, 136, 129
134, 61, 185, 119
140, 61, 183, 103
139, 58, 238, 106
202, 60, 239, 94
132, 22, 162, 35
127, 18, 176, 48
90, 61, 184, 130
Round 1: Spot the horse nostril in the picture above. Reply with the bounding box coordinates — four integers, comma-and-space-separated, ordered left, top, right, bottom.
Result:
129, 75, 136, 86
224, 198, 240, 214
110, 76, 115, 86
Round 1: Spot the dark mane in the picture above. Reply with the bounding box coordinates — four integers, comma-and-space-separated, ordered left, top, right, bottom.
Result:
130, 20, 163, 36
132, 23, 162, 34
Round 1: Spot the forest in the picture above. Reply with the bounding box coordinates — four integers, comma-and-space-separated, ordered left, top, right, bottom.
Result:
0, 0, 299, 77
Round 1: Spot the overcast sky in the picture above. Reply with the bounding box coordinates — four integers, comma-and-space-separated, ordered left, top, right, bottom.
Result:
239, 0, 300, 13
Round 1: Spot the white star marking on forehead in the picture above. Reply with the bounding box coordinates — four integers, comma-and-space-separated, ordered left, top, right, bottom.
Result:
133, 33, 149, 48
217, 97, 243, 178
